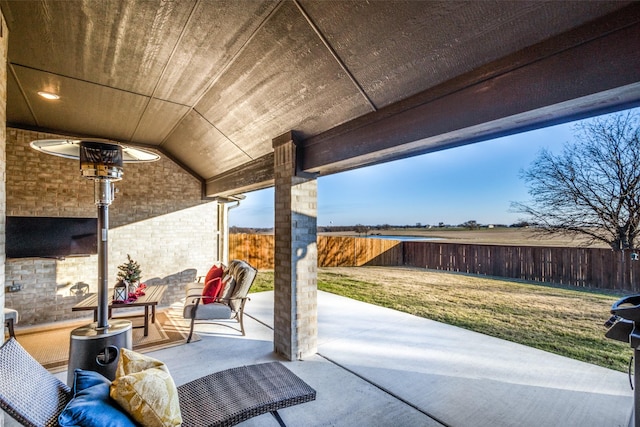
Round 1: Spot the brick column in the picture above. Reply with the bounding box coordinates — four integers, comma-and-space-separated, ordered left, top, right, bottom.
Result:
273, 132, 317, 360
0, 12, 7, 319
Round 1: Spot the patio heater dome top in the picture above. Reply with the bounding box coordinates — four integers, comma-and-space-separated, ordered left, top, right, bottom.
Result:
30, 139, 160, 163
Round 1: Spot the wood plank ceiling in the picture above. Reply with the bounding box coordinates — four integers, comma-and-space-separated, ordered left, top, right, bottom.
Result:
2, 0, 639, 197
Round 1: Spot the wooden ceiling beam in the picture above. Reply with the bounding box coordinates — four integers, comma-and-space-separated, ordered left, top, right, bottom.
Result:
205, 152, 274, 198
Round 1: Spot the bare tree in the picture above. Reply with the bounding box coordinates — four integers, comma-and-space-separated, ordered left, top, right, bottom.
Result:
512, 111, 640, 250
353, 224, 369, 236
461, 220, 479, 230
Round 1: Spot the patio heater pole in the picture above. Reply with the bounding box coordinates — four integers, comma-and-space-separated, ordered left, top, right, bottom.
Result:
95, 179, 113, 330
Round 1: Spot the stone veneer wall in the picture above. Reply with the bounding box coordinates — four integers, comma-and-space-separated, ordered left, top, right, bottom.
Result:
5, 128, 218, 325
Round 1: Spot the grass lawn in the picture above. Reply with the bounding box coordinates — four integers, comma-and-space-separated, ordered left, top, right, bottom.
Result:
250, 266, 632, 372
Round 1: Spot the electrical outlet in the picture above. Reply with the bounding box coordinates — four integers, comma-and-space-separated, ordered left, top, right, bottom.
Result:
6, 284, 21, 292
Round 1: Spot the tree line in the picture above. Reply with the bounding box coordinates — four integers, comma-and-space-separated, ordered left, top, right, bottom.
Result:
230, 222, 531, 235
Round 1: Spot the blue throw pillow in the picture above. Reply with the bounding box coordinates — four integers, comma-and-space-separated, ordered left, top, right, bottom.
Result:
59, 370, 136, 427
73, 369, 110, 394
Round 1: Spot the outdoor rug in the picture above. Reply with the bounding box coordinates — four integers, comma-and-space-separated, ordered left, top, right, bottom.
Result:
13, 307, 199, 373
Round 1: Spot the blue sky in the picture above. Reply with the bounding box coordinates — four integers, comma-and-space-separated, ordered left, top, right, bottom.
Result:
229, 110, 629, 228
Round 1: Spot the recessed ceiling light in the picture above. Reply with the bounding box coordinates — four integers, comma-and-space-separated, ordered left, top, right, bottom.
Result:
37, 91, 60, 100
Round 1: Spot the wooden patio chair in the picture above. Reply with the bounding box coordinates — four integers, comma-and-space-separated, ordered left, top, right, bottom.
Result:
0, 337, 316, 427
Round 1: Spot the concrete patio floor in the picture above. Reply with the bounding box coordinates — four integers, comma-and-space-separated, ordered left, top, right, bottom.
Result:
7, 290, 634, 426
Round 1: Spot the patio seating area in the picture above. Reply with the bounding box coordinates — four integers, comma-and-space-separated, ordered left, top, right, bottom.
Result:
5, 290, 633, 426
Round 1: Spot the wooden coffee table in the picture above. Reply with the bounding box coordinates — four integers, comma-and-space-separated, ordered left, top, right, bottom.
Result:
72, 285, 167, 336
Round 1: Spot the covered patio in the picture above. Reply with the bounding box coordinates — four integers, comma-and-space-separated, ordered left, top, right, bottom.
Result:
3, 0, 640, 360
1, 1, 640, 425
7, 290, 630, 426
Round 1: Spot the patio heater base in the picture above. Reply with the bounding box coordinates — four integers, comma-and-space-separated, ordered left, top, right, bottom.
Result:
67, 319, 132, 386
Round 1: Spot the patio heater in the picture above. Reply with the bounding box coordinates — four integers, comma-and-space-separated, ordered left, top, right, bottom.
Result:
30, 139, 159, 383
604, 295, 640, 427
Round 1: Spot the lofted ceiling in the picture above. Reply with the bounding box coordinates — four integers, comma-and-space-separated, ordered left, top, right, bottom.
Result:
2, 0, 640, 198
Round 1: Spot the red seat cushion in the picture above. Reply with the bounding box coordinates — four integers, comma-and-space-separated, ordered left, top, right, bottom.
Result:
202, 277, 223, 304
204, 264, 224, 284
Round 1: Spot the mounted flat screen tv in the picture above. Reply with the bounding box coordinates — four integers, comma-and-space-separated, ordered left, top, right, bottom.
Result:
6, 216, 98, 258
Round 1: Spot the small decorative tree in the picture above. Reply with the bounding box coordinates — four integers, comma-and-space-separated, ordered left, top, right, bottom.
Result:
117, 254, 142, 288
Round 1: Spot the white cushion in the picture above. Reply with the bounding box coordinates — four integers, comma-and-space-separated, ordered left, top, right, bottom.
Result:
4, 308, 18, 324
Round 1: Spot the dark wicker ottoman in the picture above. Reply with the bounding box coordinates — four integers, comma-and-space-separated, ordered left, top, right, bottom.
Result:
177, 361, 317, 427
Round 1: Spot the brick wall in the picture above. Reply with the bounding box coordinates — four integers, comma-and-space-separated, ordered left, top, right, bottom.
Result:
5, 128, 218, 325
0, 13, 6, 318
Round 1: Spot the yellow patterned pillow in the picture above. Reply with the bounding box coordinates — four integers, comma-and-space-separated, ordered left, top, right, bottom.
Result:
110, 348, 182, 427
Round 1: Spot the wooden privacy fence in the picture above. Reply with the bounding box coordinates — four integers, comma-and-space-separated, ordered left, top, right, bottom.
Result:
229, 234, 275, 270
229, 234, 640, 292
318, 236, 402, 267
403, 242, 640, 292
229, 234, 402, 270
